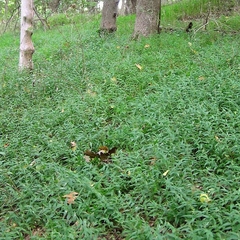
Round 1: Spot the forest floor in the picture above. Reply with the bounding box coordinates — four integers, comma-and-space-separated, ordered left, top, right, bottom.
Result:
1, 2, 240, 239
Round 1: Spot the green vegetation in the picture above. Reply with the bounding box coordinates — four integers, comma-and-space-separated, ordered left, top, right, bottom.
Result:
162, 0, 239, 21
1, 2, 240, 239
162, 0, 240, 32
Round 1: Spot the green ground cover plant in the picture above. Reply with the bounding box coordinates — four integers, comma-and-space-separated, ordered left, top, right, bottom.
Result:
0, 2, 240, 240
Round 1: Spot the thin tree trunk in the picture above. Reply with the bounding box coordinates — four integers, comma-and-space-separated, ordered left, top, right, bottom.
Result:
133, 0, 161, 38
19, 0, 35, 70
100, 0, 119, 33
5, 0, 9, 18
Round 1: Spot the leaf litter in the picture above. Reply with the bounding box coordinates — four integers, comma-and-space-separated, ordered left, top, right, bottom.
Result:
84, 146, 117, 163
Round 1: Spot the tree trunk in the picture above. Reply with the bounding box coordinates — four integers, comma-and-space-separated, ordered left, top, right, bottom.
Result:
49, 0, 61, 13
19, 0, 35, 70
100, 0, 119, 33
125, 0, 137, 15
133, 0, 161, 38
5, 0, 9, 18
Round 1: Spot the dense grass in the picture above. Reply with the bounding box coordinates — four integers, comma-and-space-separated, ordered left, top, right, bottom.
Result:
161, 0, 240, 33
162, 0, 239, 22
1, 5, 240, 240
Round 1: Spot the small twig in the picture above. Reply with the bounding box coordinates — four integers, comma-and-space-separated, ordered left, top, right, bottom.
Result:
2, 5, 20, 33
33, 7, 50, 30
194, 22, 210, 34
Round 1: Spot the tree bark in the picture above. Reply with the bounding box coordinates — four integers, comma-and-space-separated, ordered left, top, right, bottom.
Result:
5, 0, 9, 18
19, 0, 35, 70
100, 0, 119, 33
125, 0, 137, 15
133, 0, 161, 38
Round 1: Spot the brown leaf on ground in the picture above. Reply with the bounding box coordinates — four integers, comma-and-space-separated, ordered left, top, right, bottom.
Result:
24, 227, 46, 240
98, 146, 109, 153
149, 157, 157, 165
63, 192, 78, 204
84, 150, 98, 158
84, 147, 117, 163
83, 146, 117, 163
108, 147, 117, 155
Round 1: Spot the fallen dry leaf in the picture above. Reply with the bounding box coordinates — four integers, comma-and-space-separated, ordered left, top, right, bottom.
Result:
4, 143, 9, 148
200, 193, 211, 203
71, 141, 77, 151
98, 146, 109, 154
144, 44, 150, 48
63, 192, 78, 204
84, 146, 117, 163
30, 160, 36, 166
163, 170, 170, 177
84, 149, 98, 158
149, 157, 157, 165
135, 64, 142, 70
111, 77, 117, 83
83, 155, 91, 162
215, 135, 221, 142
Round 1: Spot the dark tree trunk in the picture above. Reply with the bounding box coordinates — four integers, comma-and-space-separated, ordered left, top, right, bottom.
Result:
100, 0, 119, 33
133, 0, 161, 38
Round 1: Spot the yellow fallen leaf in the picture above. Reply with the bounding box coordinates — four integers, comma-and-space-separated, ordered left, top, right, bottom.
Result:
144, 44, 150, 48
163, 170, 170, 177
30, 160, 36, 166
200, 193, 211, 203
135, 64, 142, 70
215, 135, 221, 142
83, 155, 91, 162
71, 141, 77, 151
198, 76, 205, 81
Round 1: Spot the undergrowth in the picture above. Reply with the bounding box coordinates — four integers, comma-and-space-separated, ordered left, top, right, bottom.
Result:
0, 4, 240, 240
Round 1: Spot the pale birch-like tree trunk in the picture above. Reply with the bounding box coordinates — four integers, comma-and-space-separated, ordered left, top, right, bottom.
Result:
133, 0, 161, 38
19, 0, 35, 70
100, 0, 119, 33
